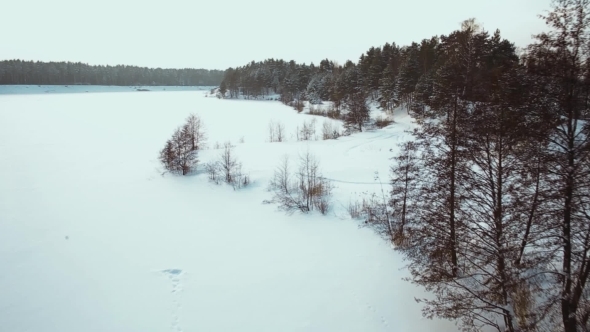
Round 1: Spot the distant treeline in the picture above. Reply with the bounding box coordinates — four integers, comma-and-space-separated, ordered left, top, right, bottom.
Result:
0, 60, 224, 86
219, 37, 447, 111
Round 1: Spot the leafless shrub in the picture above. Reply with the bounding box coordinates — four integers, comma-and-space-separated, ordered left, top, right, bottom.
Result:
348, 199, 363, 219
269, 152, 332, 214
360, 192, 394, 242
205, 161, 221, 184
230, 161, 250, 190
205, 141, 249, 189
292, 100, 305, 113
268, 120, 286, 142
297, 118, 317, 141
308, 104, 326, 117
327, 111, 340, 120
308, 104, 341, 120
322, 120, 341, 140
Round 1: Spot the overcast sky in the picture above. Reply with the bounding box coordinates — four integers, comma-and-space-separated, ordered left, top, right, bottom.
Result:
1, 0, 550, 70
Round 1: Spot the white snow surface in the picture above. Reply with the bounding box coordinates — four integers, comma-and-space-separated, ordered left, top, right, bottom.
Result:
0, 84, 215, 95
0, 86, 458, 332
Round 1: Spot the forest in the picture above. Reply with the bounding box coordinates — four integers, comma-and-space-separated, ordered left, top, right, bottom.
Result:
0, 60, 224, 86
217, 1, 590, 332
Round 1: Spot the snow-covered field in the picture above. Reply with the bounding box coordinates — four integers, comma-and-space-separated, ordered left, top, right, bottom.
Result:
0, 84, 214, 95
0, 86, 458, 332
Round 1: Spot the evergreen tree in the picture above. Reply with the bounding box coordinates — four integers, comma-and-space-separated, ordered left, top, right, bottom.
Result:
378, 63, 398, 111
389, 141, 419, 245
343, 91, 370, 132
396, 44, 421, 109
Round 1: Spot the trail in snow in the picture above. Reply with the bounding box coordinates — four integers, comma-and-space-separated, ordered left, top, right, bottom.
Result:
321, 177, 383, 185
162, 269, 185, 332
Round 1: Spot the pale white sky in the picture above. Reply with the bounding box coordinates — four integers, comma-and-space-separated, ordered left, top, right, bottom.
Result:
1, 0, 550, 70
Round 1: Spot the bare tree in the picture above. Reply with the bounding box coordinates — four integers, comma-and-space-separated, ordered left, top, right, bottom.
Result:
297, 118, 317, 141
387, 22, 547, 332
526, 2, 590, 331
184, 113, 207, 150
220, 141, 237, 184
268, 120, 276, 143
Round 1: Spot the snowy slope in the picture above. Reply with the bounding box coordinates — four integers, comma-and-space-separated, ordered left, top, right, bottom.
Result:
0, 88, 458, 332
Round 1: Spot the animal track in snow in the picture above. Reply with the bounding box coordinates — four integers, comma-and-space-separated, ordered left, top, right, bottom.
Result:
365, 303, 389, 328
161, 269, 184, 332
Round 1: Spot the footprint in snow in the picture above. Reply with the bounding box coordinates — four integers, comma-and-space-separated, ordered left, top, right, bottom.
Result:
161, 269, 184, 332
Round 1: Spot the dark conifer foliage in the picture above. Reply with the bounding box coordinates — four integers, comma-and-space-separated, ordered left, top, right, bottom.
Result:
212, 2, 590, 331
0, 60, 224, 86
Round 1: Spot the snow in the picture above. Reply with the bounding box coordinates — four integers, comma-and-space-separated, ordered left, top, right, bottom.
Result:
0, 84, 215, 95
0, 86, 458, 332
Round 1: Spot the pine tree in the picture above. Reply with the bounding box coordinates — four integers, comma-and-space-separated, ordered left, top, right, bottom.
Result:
219, 80, 227, 97
396, 43, 421, 109
379, 64, 398, 111
389, 141, 419, 245
343, 91, 370, 132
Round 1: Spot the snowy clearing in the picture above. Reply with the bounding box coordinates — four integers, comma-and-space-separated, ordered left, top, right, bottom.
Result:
0, 87, 458, 332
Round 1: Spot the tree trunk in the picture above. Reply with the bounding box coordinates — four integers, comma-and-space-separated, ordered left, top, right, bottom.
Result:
449, 95, 459, 277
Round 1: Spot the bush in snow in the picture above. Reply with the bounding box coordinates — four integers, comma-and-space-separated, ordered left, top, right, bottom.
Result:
308, 104, 325, 116
205, 141, 249, 189
322, 119, 340, 140
296, 118, 317, 141
308, 104, 341, 120
347, 199, 363, 219
268, 120, 285, 143
349, 191, 394, 244
326, 104, 341, 120
159, 113, 206, 175
292, 100, 305, 113
269, 152, 332, 215
374, 115, 394, 129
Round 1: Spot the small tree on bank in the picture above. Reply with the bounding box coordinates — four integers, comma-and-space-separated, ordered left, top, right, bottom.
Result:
159, 113, 205, 175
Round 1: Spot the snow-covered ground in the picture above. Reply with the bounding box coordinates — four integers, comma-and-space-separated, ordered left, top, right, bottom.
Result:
0, 84, 214, 95
0, 86, 458, 332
